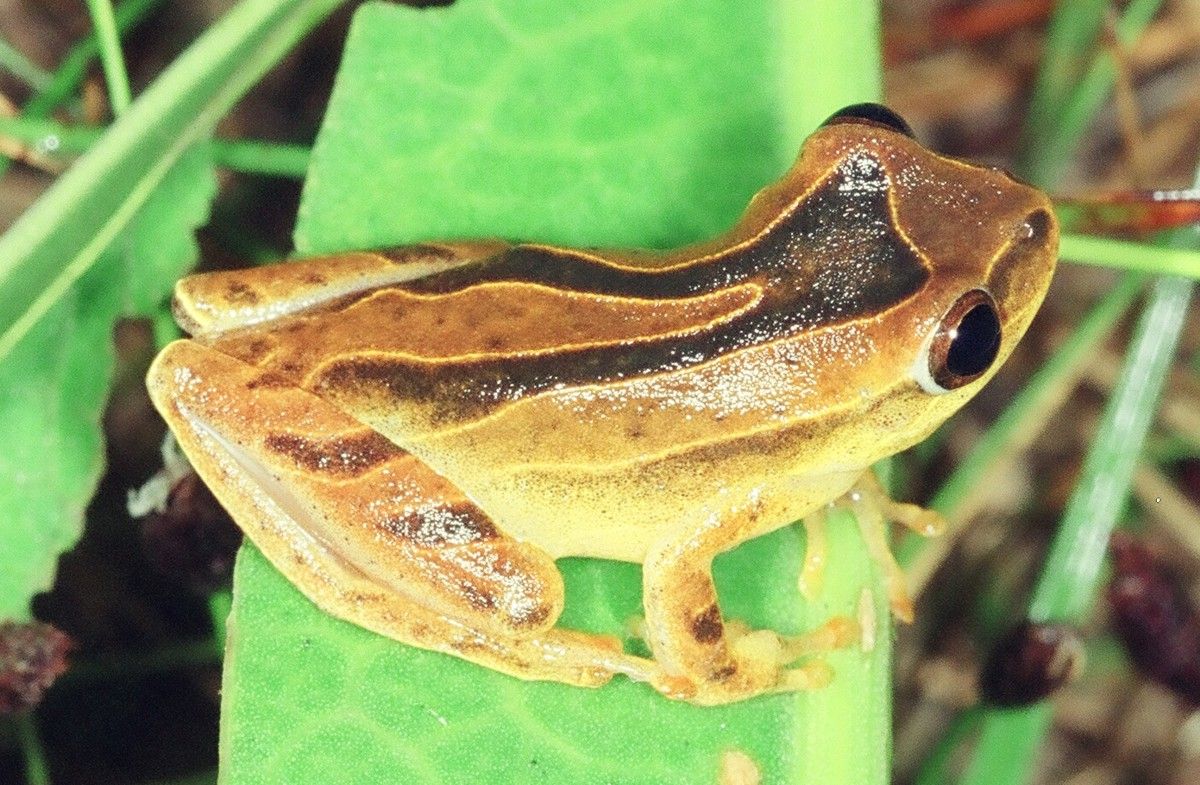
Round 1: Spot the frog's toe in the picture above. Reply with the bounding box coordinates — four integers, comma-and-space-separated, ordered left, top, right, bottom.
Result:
779, 661, 834, 691
777, 615, 859, 661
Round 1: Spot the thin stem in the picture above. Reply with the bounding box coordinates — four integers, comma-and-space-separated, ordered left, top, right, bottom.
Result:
1061, 232, 1200, 278
83, 0, 134, 116
0, 39, 52, 92
1017, 0, 1164, 185
0, 115, 311, 177
24, 0, 163, 119
140, 773, 219, 785
0, 0, 163, 180
911, 708, 982, 785
61, 639, 222, 683
16, 715, 50, 785
960, 276, 1191, 785
209, 138, 311, 178
1028, 274, 1192, 622
209, 590, 231, 652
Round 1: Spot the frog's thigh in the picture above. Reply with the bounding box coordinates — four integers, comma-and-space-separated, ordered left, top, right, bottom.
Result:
642, 501, 853, 705
147, 340, 645, 688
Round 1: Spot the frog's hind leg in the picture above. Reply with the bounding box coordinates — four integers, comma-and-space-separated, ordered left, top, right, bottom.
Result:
171, 240, 508, 338
147, 339, 658, 689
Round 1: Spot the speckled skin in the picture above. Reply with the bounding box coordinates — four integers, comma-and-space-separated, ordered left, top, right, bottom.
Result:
147, 117, 1057, 704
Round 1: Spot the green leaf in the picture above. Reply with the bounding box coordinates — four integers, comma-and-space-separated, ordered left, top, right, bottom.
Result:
222, 1, 889, 783
0, 146, 215, 618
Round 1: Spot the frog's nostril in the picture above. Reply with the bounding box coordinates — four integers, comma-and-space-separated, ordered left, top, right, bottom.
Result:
1021, 209, 1052, 245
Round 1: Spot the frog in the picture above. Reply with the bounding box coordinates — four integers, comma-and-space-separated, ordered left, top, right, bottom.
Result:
146, 103, 1058, 705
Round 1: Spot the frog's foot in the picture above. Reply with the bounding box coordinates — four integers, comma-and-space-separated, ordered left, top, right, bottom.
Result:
640, 494, 867, 705
148, 339, 663, 690
798, 475, 943, 613
648, 616, 857, 704
626, 613, 857, 701
840, 472, 945, 623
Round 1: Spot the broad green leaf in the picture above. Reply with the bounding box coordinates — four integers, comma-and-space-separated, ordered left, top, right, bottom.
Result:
223, 1, 888, 783
0, 146, 214, 618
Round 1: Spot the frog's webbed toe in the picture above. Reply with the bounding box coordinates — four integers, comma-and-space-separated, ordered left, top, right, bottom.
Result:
146, 339, 660, 689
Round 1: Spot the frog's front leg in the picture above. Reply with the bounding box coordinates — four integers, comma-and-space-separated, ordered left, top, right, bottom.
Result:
799, 472, 945, 622
147, 340, 660, 689
641, 496, 858, 706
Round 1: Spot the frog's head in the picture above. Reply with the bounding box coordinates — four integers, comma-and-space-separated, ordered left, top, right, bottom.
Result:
750, 104, 1059, 463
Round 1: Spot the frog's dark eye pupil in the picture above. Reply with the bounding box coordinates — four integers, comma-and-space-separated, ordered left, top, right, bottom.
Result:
820, 103, 915, 138
946, 303, 1001, 377
924, 289, 1002, 393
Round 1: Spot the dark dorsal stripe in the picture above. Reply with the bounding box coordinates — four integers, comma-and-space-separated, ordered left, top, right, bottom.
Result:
316, 151, 930, 423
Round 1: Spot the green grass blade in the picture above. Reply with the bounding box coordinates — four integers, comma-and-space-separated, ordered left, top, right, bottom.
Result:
954, 3, 1190, 775
1060, 232, 1200, 278
0, 115, 311, 177
0, 0, 164, 181
0, 38, 52, 91
960, 257, 1193, 785
0, 0, 344, 364
209, 137, 310, 177
22, 0, 163, 119
0, 145, 216, 619
83, 0, 134, 115
1028, 273, 1192, 622
1017, 0, 1164, 185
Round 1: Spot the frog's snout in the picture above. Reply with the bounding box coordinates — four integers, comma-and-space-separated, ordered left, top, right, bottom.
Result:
986, 197, 1059, 354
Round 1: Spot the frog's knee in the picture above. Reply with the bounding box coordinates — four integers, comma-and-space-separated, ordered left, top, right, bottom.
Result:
444, 543, 565, 635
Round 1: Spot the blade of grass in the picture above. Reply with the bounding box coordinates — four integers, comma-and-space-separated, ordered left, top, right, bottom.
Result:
1017, 0, 1106, 159
911, 709, 982, 785
0, 0, 163, 180
0, 38, 52, 92
962, 182, 1196, 781
0, 0, 345, 363
140, 773, 218, 785
15, 715, 49, 785
82, 0, 134, 116
22, 0, 162, 119
0, 115, 311, 177
1060, 232, 1200, 278
1027, 276, 1192, 623
956, 0, 1200, 752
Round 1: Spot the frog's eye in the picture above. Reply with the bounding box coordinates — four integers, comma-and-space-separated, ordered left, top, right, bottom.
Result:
820, 103, 915, 139
916, 289, 1002, 394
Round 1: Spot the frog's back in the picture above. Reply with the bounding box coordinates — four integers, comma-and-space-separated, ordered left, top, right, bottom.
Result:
178, 119, 1056, 560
